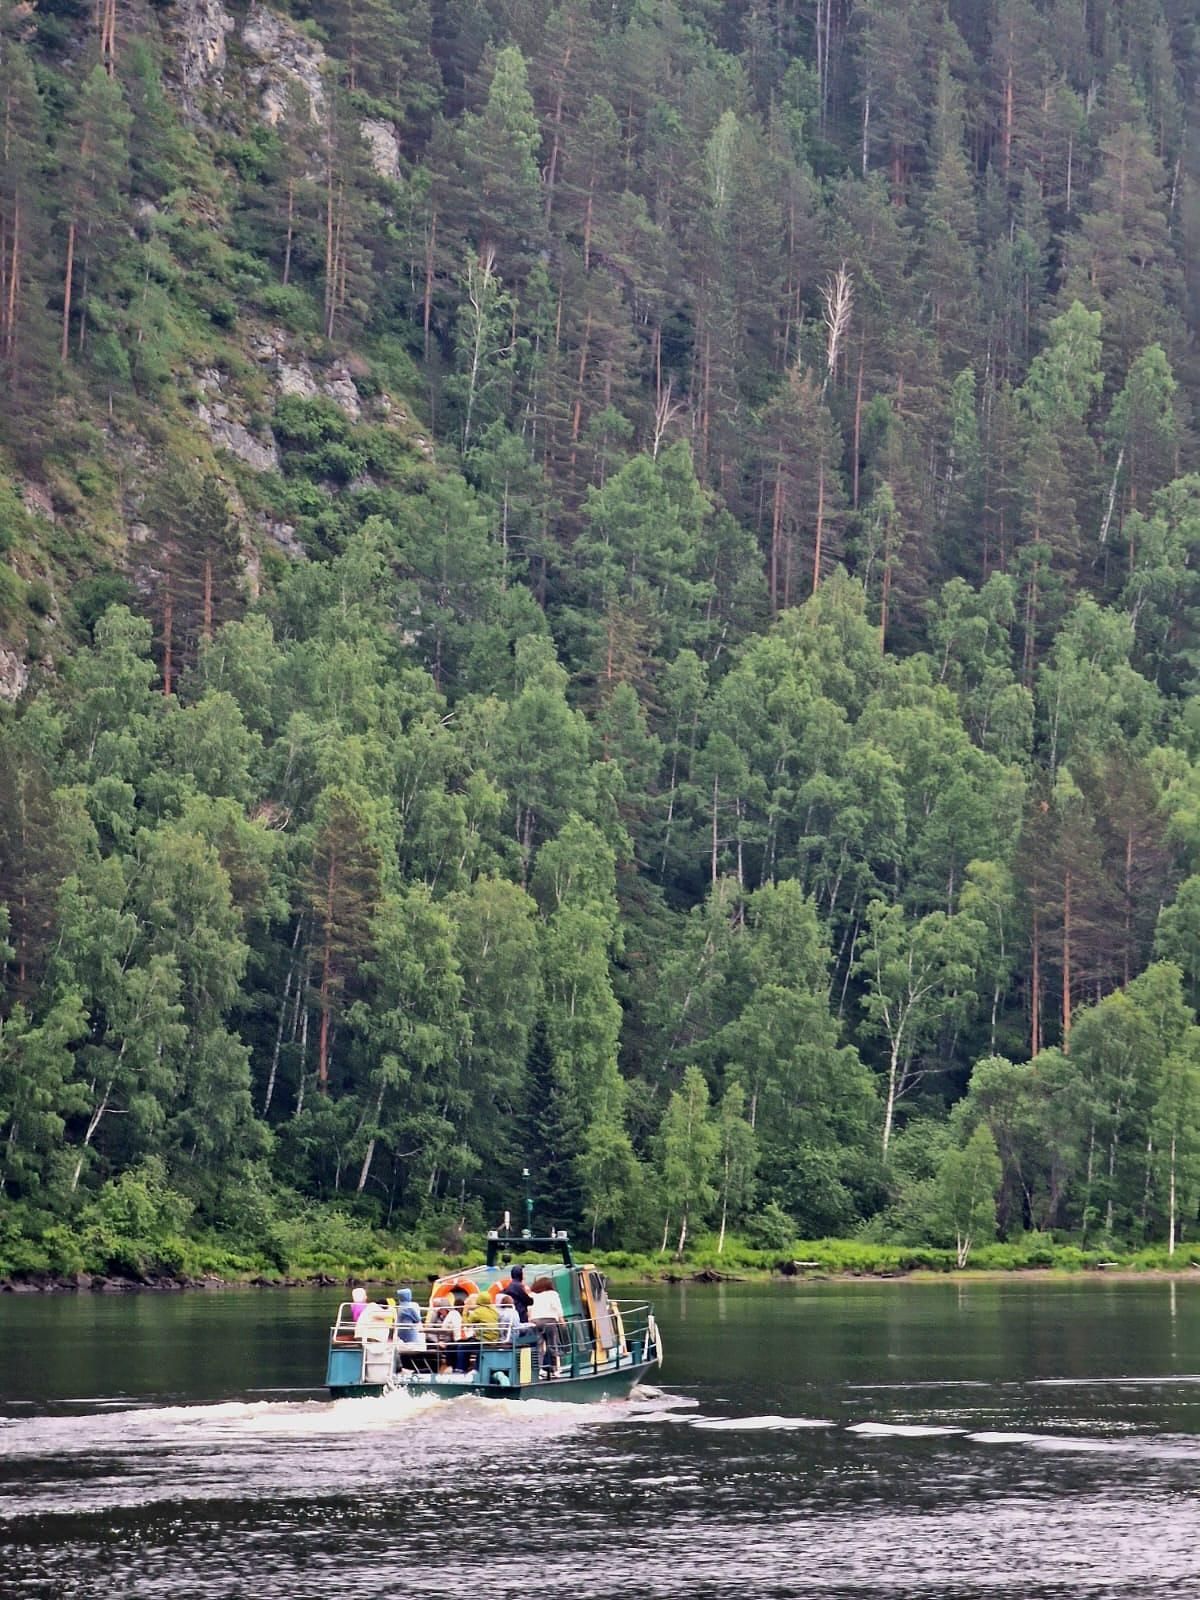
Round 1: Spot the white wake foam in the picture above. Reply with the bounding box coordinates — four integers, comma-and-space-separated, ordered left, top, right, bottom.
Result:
691, 1415, 834, 1431
848, 1422, 966, 1437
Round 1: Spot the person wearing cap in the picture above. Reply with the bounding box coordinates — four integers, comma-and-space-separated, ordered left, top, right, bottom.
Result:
505, 1264, 534, 1325
349, 1286, 369, 1323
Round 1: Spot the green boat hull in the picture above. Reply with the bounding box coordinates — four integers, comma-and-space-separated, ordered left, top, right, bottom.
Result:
330, 1358, 655, 1404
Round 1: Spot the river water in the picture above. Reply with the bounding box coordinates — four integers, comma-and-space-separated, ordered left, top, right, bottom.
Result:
3, 1277, 1200, 1597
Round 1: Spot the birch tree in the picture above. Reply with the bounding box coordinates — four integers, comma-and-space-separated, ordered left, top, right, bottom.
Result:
1153, 1029, 1200, 1256
856, 898, 983, 1156
657, 1064, 718, 1257
714, 1080, 756, 1254
933, 1123, 1001, 1266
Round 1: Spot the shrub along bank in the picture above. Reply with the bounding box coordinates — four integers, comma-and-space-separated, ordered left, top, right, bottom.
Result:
6, 1191, 1200, 1292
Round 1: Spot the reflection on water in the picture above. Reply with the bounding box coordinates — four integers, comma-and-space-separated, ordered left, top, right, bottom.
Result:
3, 1281, 1200, 1596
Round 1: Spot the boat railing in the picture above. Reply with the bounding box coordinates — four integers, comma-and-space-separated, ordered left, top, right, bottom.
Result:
329, 1298, 660, 1377
546, 1302, 659, 1376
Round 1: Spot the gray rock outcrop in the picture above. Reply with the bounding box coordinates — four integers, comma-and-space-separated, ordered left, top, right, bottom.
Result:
174, 0, 236, 99
0, 646, 29, 704
360, 118, 402, 182
242, 5, 327, 126
195, 370, 281, 473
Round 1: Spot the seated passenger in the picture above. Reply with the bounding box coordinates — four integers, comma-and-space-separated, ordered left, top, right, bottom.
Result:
395, 1287, 425, 1347
357, 1300, 394, 1342
349, 1286, 369, 1323
430, 1292, 451, 1328
495, 1293, 519, 1343
465, 1289, 501, 1344
454, 1289, 482, 1374
439, 1293, 465, 1372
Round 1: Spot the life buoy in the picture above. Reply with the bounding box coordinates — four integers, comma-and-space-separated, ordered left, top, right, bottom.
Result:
647, 1312, 663, 1367
440, 1277, 478, 1297
427, 1278, 479, 1324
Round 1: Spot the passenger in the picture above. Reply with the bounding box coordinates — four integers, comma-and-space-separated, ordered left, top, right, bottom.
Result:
440, 1291, 465, 1373
358, 1299, 394, 1343
395, 1287, 425, 1350
505, 1264, 534, 1325
465, 1289, 501, 1344
455, 1290, 485, 1375
349, 1286, 369, 1323
496, 1293, 519, 1344
529, 1275, 567, 1378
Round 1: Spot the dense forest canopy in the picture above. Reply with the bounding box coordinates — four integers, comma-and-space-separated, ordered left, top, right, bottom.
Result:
3, 0, 1200, 1272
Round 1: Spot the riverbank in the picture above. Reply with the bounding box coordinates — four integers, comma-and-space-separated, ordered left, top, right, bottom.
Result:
7, 1234, 1200, 1293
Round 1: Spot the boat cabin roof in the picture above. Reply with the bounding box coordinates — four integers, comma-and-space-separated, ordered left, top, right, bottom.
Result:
485, 1231, 575, 1268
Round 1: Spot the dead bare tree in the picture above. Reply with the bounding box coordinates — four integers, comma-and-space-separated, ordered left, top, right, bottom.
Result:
820, 262, 853, 398
651, 378, 685, 459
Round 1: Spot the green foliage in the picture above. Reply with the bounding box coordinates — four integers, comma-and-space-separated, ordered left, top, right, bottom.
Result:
5, 0, 1200, 1283
78, 1157, 194, 1276
931, 1124, 1003, 1266
744, 1202, 796, 1252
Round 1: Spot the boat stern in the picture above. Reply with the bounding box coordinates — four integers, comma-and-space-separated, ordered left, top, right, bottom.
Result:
326, 1341, 366, 1394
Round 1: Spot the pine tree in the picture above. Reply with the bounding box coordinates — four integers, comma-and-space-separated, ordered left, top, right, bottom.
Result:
320, 85, 373, 341
987, 0, 1045, 190
1060, 67, 1183, 379
306, 786, 384, 1094
758, 367, 846, 612
321, 0, 437, 133
1103, 344, 1181, 560
0, 11, 53, 432
856, 0, 938, 202
248, 80, 322, 290
521, 1019, 585, 1233
142, 469, 243, 697
458, 44, 544, 278
56, 62, 131, 364
920, 60, 979, 373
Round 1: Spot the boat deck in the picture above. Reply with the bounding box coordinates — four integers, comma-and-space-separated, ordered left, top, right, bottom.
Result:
327, 1302, 660, 1400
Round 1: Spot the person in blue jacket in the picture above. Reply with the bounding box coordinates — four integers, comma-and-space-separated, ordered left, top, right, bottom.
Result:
395, 1287, 424, 1345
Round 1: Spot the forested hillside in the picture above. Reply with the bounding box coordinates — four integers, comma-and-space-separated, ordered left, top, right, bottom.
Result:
4, 0, 1200, 1276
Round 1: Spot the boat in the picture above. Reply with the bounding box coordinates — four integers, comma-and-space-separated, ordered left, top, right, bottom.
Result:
325, 1226, 661, 1402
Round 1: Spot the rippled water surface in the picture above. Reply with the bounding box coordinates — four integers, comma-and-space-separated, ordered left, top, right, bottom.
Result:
4, 1278, 1200, 1597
